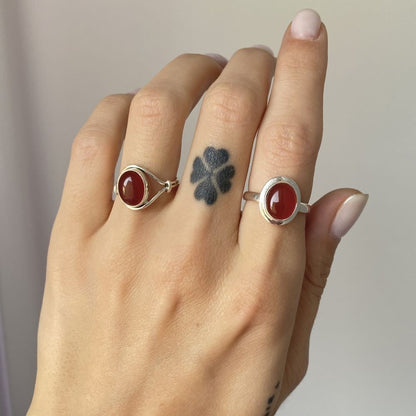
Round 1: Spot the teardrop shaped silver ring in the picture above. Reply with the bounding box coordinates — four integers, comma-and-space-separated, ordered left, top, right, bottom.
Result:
113, 164, 179, 210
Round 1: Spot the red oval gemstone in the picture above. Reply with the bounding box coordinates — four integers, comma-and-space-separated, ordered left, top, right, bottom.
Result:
118, 170, 145, 206
265, 182, 297, 220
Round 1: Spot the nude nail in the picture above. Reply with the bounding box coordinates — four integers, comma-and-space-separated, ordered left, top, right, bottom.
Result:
291, 9, 322, 40
205, 53, 228, 68
331, 193, 369, 239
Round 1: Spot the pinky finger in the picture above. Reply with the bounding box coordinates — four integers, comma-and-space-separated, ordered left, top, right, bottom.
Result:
57, 93, 133, 237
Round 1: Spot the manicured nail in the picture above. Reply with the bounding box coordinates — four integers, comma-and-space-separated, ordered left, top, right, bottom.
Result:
252, 44, 274, 56
128, 87, 141, 95
291, 9, 322, 40
331, 193, 369, 239
205, 53, 228, 68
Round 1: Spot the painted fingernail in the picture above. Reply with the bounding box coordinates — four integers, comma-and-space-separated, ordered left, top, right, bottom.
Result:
205, 53, 228, 68
331, 193, 369, 239
128, 87, 141, 95
291, 9, 322, 40
252, 44, 274, 56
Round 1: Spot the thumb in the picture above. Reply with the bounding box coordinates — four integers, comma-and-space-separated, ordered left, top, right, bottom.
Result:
304, 188, 369, 301
277, 188, 368, 404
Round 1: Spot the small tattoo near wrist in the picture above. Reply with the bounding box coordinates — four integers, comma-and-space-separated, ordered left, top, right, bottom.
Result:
262, 380, 280, 416
190, 146, 235, 205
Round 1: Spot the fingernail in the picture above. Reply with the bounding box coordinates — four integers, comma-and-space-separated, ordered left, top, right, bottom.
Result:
252, 44, 274, 56
128, 87, 141, 95
331, 193, 369, 239
291, 9, 322, 40
205, 53, 228, 68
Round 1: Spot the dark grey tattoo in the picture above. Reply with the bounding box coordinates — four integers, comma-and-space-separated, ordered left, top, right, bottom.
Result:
262, 380, 280, 416
190, 146, 235, 205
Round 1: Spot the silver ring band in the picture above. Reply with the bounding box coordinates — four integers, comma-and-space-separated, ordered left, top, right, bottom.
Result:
243, 191, 310, 213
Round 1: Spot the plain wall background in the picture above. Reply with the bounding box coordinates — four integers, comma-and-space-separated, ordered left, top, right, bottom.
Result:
1, 0, 415, 414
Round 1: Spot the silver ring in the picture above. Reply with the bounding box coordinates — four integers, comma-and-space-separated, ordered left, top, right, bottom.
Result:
243, 176, 310, 225
113, 164, 179, 210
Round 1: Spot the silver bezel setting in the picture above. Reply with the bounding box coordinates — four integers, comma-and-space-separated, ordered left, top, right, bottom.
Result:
116, 165, 149, 210
258, 176, 306, 225
114, 164, 179, 210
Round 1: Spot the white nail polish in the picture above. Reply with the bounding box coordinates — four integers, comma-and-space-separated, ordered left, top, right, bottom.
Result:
205, 53, 228, 68
330, 193, 369, 239
252, 44, 275, 56
291, 9, 322, 40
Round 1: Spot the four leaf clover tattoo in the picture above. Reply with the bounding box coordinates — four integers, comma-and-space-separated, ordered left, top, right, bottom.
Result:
190, 146, 235, 205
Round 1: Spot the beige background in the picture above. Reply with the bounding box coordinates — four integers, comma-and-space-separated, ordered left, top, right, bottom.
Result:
1, 0, 415, 415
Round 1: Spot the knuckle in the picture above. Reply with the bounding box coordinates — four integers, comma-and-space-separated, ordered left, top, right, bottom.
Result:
130, 86, 184, 127
203, 81, 259, 125
259, 121, 319, 168
71, 93, 131, 162
71, 128, 105, 162
304, 256, 333, 300
72, 95, 131, 161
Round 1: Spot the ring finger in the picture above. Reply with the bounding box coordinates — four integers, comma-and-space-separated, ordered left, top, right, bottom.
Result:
109, 53, 225, 228
231, 10, 328, 333
239, 11, 328, 259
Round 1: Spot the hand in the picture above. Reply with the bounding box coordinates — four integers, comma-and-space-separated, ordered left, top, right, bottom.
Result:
27, 9, 367, 416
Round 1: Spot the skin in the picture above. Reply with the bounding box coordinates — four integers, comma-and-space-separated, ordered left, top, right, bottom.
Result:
27, 21, 361, 416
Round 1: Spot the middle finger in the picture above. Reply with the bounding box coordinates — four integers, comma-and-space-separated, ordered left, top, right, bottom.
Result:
172, 46, 276, 241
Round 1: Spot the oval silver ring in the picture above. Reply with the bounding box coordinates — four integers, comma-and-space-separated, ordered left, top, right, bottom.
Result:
243, 176, 310, 225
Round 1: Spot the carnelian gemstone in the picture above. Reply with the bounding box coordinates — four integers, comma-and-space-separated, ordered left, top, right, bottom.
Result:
265, 182, 297, 220
118, 171, 145, 206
